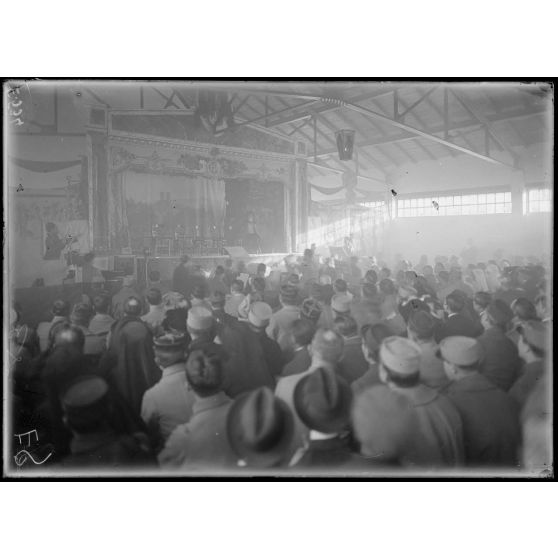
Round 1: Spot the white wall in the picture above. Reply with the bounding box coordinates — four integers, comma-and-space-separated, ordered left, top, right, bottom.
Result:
377, 143, 553, 265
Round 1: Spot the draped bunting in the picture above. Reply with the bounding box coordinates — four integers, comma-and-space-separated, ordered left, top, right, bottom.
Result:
309, 182, 346, 195
10, 157, 82, 173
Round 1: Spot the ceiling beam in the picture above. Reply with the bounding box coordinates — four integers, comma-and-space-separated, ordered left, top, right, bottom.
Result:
267, 87, 399, 128
310, 107, 545, 159
84, 87, 111, 107
234, 99, 319, 128
398, 86, 439, 120
451, 89, 520, 163
345, 99, 516, 167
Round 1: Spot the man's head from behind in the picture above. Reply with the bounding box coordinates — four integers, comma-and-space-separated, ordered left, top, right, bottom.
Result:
124, 296, 143, 317
361, 323, 393, 365
92, 293, 111, 315
291, 318, 316, 349
52, 299, 70, 318
146, 288, 163, 307
186, 345, 224, 398
407, 310, 435, 343
231, 279, 244, 294
445, 291, 466, 314
333, 315, 358, 338
154, 332, 187, 369
51, 322, 85, 353
437, 336, 483, 382
308, 328, 344, 365
378, 336, 421, 388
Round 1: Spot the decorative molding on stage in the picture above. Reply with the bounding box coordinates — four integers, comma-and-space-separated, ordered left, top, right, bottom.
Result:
86, 111, 309, 254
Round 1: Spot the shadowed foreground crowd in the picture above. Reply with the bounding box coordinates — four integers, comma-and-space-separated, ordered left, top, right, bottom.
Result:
9, 250, 552, 474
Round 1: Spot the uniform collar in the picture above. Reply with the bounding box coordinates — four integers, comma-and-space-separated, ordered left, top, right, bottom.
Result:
390, 383, 438, 406
162, 361, 186, 378
193, 391, 231, 414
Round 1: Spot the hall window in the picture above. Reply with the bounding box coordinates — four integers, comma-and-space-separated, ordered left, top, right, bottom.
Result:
396, 190, 512, 217
358, 201, 389, 226
527, 187, 551, 213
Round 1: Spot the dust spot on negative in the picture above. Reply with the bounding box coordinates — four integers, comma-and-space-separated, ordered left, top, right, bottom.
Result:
390, 189, 398, 196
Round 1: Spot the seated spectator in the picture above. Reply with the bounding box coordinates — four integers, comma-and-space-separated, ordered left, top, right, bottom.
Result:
439, 336, 520, 467
60, 375, 153, 469
158, 346, 235, 470
266, 285, 301, 357
378, 336, 464, 468
224, 279, 246, 318
292, 367, 361, 470
227, 387, 295, 469
352, 323, 393, 394
406, 310, 447, 390
99, 297, 161, 416
141, 288, 166, 333
282, 319, 314, 378
190, 284, 212, 311
509, 321, 548, 410
89, 293, 115, 336
208, 265, 228, 296
472, 291, 492, 318
352, 385, 423, 468
37, 299, 70, 352
477, 300, 520, 391
300, 298, 322, 326
187, 306, 217, 348
141, 333, 194, 450
112, 276, 139, 321
333, 315, 368, 384
333, 278, 353, 300
69, 303, 106, 357
363, 269, 378, 286
330, 293, 352, 320
435, 291, 479, 342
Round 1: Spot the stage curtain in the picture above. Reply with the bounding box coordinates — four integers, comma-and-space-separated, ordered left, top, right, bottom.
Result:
122, 171, 225, 241
109, 171, 131, 250
195, 176, 225, 238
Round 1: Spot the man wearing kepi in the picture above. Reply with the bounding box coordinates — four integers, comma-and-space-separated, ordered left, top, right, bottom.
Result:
378, 336, 465, 468
439, 336, 520, 467
141, 333, 194, 451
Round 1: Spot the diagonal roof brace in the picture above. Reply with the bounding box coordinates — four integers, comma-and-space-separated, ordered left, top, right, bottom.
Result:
343, 101, 518, 169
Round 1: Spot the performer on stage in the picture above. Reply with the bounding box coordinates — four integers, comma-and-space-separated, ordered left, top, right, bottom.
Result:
243, 211, 262, 254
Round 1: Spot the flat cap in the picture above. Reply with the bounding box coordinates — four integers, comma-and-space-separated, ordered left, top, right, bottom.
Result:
438, 335, 483, 367
379, 336, 421, 375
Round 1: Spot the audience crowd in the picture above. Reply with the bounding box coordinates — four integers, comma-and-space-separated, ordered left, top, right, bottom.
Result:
8, 248, 552, 474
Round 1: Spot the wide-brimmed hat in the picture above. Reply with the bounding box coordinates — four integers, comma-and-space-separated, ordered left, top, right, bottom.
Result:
293, 367, 352, 434
227, 387, 295, 468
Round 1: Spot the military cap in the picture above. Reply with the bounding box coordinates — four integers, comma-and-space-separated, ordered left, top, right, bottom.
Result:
248, 302, 273, 328
379, 336, 421, 375
438, 336, 483, 367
